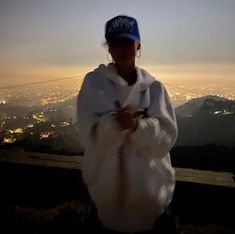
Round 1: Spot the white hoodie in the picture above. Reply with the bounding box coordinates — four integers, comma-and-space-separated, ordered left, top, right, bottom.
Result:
77, 63, 178, 232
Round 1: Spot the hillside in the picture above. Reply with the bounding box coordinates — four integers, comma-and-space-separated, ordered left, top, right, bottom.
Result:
175, 95, 235, 147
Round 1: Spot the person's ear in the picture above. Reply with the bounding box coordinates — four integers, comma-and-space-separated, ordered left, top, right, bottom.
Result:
137, 43, 141, 50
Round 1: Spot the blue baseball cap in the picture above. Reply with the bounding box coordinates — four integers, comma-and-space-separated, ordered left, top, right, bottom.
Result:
105, 15, 140, 42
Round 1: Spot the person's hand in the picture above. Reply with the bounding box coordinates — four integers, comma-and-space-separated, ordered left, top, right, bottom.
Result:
115, 106, 141, 131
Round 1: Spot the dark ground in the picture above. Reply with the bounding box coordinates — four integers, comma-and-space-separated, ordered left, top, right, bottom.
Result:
0, 162, 234, 234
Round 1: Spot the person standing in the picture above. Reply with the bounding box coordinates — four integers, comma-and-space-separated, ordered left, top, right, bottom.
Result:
77, 15, 178, 233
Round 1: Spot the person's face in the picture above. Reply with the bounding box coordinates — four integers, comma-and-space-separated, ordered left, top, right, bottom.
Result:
108, 38, 140, 67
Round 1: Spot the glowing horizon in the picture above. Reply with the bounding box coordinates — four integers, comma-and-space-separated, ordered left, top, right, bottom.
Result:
1, 63, 234, 87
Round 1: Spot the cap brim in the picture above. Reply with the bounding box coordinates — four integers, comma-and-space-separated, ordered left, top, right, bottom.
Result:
116, 33, 139, 41
107, 33, 139, 42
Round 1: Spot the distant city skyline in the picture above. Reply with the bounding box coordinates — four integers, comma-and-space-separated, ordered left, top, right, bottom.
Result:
1, 74, 235, 109
1, 0, 235, 85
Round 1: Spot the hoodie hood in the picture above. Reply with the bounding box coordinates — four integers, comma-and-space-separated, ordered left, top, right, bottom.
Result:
95, 63, 155, 92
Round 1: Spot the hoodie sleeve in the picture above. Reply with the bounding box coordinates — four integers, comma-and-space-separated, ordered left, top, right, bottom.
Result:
130, 81, 178, 159
77, 74, 127, 157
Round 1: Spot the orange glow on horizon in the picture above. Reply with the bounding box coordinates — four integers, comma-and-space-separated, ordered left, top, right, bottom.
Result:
0, 64, 94, 86
1, 63, 235, 87
144, 63, 235, 84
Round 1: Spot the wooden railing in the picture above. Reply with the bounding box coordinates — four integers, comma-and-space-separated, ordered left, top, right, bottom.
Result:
0, 150, 234, 188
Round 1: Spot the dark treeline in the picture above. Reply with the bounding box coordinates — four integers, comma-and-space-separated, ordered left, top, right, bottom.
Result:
170, 144, 235, 174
